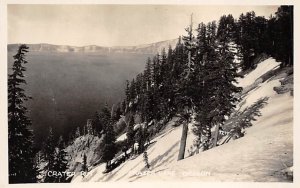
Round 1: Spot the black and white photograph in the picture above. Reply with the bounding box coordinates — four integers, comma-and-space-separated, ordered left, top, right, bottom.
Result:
0, 1, 297, 186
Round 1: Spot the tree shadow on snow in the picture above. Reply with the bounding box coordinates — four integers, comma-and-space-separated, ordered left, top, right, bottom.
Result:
128, 141, 180, 181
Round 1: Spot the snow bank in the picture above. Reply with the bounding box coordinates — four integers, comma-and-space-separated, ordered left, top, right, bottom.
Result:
237, 58, 280, 88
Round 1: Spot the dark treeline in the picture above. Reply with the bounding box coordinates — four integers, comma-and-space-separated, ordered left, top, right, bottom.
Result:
235, 6, 293, 69
123, 5, 293, 125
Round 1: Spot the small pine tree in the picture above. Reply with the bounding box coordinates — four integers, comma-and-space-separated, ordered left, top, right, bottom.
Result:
143, 57, 152, 92
137, 127, 146, 154
113, 104, 122, 122
125, 80, 130, 108
81, 153, 88, 174
143, 151, 150, 169
126, 116, 135, 153
43, 127, 56, 183
92, 112, 103, 136
75, 126, 81, 137
121, 99, 126, 115
101, 125, 117, 170
101, 102, 111, 127
53, 136, 69, 182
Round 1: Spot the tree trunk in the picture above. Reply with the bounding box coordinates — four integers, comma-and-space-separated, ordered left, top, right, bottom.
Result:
178, 121, 189, 160
213, 124, 220, 147
106, 161, 109, 170
195, 134, 201, 154
131, 144, 134, 156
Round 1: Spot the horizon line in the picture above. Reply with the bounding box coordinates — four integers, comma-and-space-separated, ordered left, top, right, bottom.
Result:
7, 38, 179, 48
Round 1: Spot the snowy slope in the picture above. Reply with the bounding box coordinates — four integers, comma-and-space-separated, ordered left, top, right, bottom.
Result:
134, 92, 292, 182
237, 58, 280, 87
72, 58, 292, 182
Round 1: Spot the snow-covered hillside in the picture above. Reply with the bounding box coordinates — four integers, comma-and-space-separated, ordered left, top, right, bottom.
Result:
71, 58, 293, 182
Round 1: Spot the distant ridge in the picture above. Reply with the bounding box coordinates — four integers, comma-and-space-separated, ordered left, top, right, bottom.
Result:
8, 39, 178, 54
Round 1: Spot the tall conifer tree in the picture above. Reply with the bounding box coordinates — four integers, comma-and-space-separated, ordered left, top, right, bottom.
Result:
100, 103, 117, 170
8, 44, 38, 183
52, 136, 69, 182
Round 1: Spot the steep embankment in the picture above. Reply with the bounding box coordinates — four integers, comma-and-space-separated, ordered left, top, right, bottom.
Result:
65, 134, 103, 173
72, 58, 293, 182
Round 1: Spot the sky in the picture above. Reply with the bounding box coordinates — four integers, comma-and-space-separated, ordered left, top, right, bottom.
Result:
8, 5, 279, 47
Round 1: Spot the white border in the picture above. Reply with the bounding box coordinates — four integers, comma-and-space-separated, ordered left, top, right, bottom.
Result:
0, 1, 298, 188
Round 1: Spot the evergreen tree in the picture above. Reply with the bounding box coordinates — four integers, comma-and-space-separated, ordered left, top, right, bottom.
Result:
158, 48, 170, 118
137, 126, 146, 154
81, 153, 88, 173
253, 16, 268, 54
143, 57, 152, 92
135, 73, 143, 98
143, 151, 150, 169
172, 37, 186, 81
176, 14, 197, 160
68, 130, 75, 144
163, 45, 176, 117
193, 15, 242, 149
152, 54, 160, 88
143, 87, 155, 123
113, 104, 122, 122
150, 55, 162, 121
92, 111, 103, 136
100, 103, 117, 170
8, 44, 38, 183
141, 57, 154, 123
193, 22, 218, 151
86, 119, 94, 135
83, 124, 87, 135
121, 99, 126, 115
43, 127, 55, 166
272, 6, 293, 66
53, 136, 69, 182
196, 22, 208, 63
101, 124, 117, 170
125, 80, 130, 108
101, 102, 112, 127
212, 17, 242, 146
129, 79, 136, 103
217, 14, 236, 41
237, 11, 258, 70
43, 127, 56, 183
126, 115, 135, 153
75, 126, 81, 137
